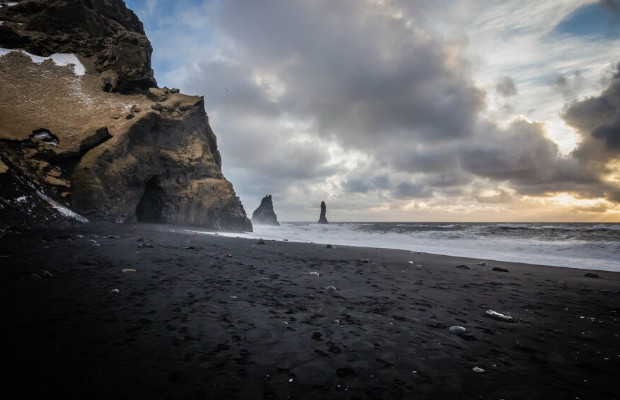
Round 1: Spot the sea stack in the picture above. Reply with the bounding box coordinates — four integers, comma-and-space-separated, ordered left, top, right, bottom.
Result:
251, 195, 280, 226
318, 201, 329, 224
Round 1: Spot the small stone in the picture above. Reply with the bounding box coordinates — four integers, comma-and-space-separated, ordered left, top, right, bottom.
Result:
449, 326, 467, 335
122, 268, 137, 273
125, 113, 135, 120
226, 254, 233, 258
326, 244, 334, 249
309, 271, 320, 276
360, 258, 370, 263
325, 286, 337, 292
456, 264, 471, 270
479, 261, 486, 266
170, 88, 180, 93
184, 246, 197, 250
42, 270, 54, 278
110, 288, 120, 294
485, 309, 515, 322
138, 243, 154, 248
472, 367, 485, 373
584, 272, 600, 279
256, 238, 265, 245
492, 267, 509, 273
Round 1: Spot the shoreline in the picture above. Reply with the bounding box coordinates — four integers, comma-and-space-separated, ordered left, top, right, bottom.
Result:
1, 222, 619, 399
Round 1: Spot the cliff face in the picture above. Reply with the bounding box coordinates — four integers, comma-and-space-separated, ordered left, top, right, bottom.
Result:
0, 0, 252, 231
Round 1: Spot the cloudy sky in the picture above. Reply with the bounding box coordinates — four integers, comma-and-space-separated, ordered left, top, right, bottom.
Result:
125, 0, 620, 222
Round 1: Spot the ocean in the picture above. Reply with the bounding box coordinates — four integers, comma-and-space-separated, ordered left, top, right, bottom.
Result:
195, 222, 620, 272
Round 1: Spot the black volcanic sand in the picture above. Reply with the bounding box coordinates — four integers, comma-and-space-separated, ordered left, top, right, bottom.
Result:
1, 223, 619, 400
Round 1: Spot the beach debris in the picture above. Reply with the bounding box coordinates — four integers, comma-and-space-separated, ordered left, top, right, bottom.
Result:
110, 288, 120, 294
360, 258, 370, 263
492, 267, 509, 273
325, 285, 337, 292
256, 238, 265, 245
472, 367, 485, 373
584, 272, 600, 279
138, 243, 154, 248
449, 326, 467, 335
485, 309, 515, 322
309, 271, 320, 276
478, 261, 486, 266
456, 264, 472, 270
122, 268, 137, 273
408, 261, 414, 264
42, 270, 54, 278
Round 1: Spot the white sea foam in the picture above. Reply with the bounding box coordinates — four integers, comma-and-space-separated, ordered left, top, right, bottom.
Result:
0, 48, 85, 75
188, 222, 620, 272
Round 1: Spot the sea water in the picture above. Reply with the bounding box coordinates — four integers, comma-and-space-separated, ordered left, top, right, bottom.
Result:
194, 222, 620, 272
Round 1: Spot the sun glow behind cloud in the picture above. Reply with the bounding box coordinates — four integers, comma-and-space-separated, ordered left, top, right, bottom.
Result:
126, 0, 620, 222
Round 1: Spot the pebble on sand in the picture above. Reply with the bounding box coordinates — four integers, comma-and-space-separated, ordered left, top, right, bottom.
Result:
472, 367, 485, 373
485, 309, 515, 322
256, 238, 265, 245
325, 286, 337, 292
309, 271, 320, 276
456, 264, 472, 270
584, 272, 600, 279
492, 267, 509, 273
122, 268, 137, 273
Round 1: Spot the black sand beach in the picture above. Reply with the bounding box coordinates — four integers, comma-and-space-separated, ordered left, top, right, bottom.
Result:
1, 222, 619, 399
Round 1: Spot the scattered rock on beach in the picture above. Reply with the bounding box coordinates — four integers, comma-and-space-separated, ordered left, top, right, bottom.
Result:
122, 268, 137, 273
492, 267, 509, 273
138, 243, 154, 248
472, 367, 486, 373
326, 244, 334, 249
479, 261, 486, 266
456, 264, 472, 270
309, 271, 320, 276
449, 326, 467, 335
256, 238, 265, 245
325, 286, 337, 292
584, 272, 600, 279
42, 270, 54, 278
485, 309, 515, 322
360, 258, 370, 263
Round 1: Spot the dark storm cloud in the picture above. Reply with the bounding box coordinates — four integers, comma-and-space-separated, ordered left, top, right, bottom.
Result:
564, 63, 620, 164
212, 0, 485, 149
496, 76, 518, 97
393, 181, 432, 199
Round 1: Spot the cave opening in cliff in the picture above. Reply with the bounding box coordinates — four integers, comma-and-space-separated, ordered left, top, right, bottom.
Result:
136, 176, 166, 222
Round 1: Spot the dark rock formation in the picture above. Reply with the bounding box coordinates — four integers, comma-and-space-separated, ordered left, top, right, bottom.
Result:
0, 0, 157, 93
251, 195, 280, 226
0, 0, 252, 231
318, 201, 328, 224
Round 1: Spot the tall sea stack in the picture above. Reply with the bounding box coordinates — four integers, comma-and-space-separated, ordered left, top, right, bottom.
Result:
251, 194, 279, 226
0, 0, 252, 231
318, 201, 328, 224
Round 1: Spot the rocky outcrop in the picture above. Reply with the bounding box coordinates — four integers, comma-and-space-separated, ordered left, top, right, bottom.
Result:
0, 0, 252, 231
0, 0, 156, 93
251, 195, 280, 226
318, 201, 328, 224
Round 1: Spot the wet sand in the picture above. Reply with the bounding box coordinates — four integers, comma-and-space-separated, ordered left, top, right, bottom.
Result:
1, 222, 619, 399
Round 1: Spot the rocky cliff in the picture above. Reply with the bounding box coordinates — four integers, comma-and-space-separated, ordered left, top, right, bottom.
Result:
251, 194, 280, 226
0, 0, 252, 231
